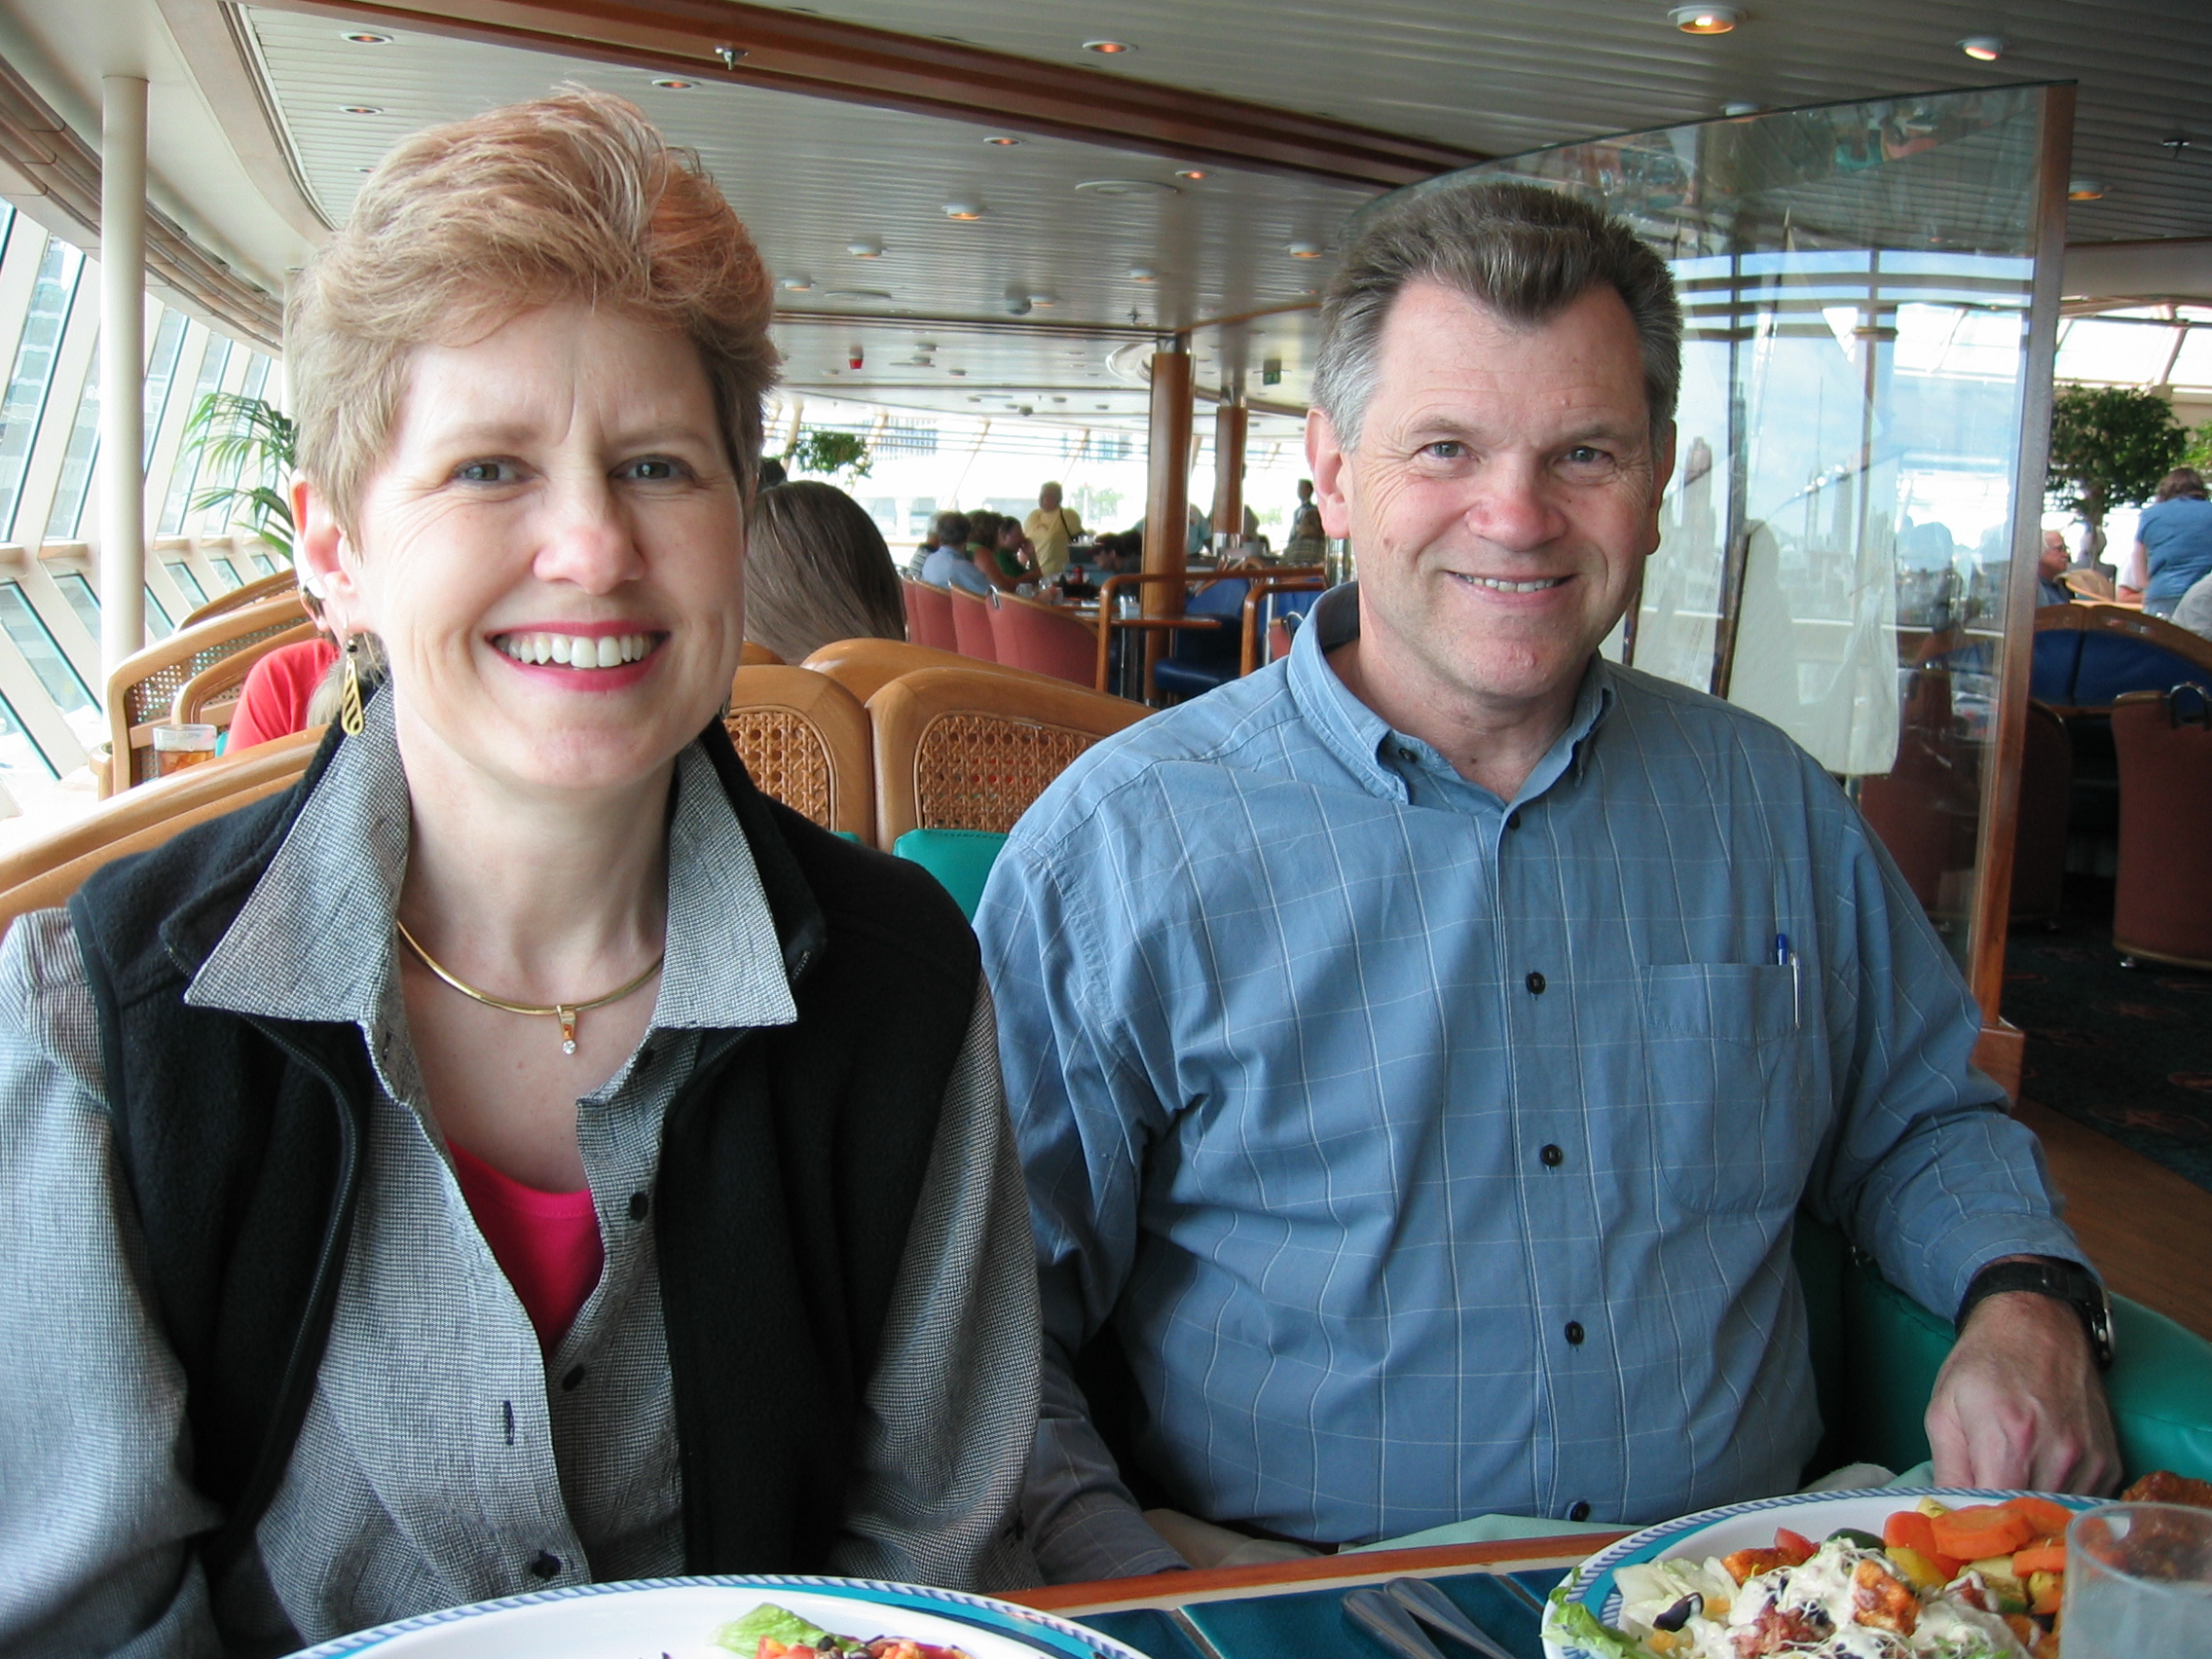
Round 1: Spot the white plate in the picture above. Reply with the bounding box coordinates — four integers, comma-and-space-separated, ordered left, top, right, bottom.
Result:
286, 1576, 1149, 1659
1539, 1488, 2097, 1658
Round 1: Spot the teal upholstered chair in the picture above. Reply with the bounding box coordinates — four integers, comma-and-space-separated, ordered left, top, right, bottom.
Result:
1795, 1214, 2212, 1484
893, 827, 1008, 921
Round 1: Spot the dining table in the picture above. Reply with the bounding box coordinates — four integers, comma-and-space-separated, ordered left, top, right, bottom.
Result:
1002, 1531, 1627, 1659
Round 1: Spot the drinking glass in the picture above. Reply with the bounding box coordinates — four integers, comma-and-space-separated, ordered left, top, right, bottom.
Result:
2062, 1502, 2212, 1659
152, 722, 219, 776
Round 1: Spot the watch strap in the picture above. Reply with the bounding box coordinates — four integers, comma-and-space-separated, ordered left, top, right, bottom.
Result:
1956, 1257, 2116, 1370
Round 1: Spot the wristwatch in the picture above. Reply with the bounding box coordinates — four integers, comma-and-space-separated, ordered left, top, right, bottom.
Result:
1955, 1257, 2116, 1370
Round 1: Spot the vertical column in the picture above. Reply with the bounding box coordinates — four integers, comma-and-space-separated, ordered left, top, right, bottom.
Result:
1140, 339, 1194, 700
98, 74, 148, 683
1211, 397, 1247, 552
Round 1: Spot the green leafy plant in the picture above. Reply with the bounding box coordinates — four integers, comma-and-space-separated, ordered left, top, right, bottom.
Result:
783, 426, 872, 482
183, 391, 297, 557
2181, 417, 2212, 475
2046, 385, 2185, 560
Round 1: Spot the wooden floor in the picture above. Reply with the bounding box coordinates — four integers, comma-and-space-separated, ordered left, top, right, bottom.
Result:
2018, 1099, 2212, 1341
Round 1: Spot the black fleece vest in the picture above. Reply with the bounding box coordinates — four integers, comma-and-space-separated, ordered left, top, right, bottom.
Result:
66, 720, 978, 1581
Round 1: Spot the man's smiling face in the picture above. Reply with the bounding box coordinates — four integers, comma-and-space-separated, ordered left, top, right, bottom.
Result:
1309, 278, 1672, 724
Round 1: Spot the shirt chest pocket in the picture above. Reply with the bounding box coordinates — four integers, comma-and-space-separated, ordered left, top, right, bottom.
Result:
1641, 962, 1819, 1215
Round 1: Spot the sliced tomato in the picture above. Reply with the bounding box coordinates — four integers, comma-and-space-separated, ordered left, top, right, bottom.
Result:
1774, 1527, 1818, 1566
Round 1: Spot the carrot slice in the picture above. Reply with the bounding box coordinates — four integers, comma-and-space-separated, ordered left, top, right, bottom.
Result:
2002, 1496, 2077, 1538
1931, 1505, 2036, 1562
2014, 1539, 2068, 1575
1775, 1528, 1817, 1566
1885, 1511, 1936, 1554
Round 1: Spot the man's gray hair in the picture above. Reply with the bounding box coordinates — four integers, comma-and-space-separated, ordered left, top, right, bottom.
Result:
1312, 179, 1682, 450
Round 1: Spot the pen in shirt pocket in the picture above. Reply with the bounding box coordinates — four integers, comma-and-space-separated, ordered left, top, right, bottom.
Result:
1775, 933, 1799, 1028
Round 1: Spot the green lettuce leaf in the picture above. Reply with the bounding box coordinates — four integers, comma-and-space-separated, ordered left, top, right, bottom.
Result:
714, 1604, 867, 1655
1544, 1586, 1652, 1659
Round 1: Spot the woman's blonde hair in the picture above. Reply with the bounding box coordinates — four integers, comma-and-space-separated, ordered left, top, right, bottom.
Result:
286, 87, 777, 530
743, 481, 906, 663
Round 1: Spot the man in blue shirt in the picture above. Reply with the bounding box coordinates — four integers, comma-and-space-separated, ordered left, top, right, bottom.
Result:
977, 180, 2118, 1583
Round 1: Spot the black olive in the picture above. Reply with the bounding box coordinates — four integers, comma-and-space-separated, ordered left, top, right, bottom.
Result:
1827, 1528, 1886, 1550
1654, 1594, 1702, 1633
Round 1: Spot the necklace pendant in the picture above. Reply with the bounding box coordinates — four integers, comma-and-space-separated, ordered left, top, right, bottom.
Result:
558, 1006, 578, 1055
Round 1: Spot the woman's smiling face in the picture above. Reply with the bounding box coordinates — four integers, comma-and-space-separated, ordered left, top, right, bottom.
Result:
309, 301, 746, 796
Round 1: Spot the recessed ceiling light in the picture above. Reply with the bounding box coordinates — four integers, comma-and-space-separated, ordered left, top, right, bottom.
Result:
1028, 293, 1060, 307
1078, 178, 1177, 199
1127, 265, 1159, 282
984, 134, 1022, 146
1175, 167, 1209, 180
1958, 35, 2006, 60
915, 340, 939, 351
2067, 178, 2107, 201
341, 30, 392, 44
820, 288, 892, 302
846, 238, 884, 258
949, 368, 968, 376
341, 105, 385, 115
1670, 5, 1743, 33
1286, 240, 1325, 259
778, 276, 814, 291
1721, 100, 1760, 117
651, 78, 697, 90
1084, 39, 1135, 54
942, 199, 986, 220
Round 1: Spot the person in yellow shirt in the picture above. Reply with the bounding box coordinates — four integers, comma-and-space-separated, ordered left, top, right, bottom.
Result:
1023, 482, 1085, 582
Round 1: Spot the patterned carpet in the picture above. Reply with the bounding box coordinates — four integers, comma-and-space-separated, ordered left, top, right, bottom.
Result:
2003, 876, 2212, 1194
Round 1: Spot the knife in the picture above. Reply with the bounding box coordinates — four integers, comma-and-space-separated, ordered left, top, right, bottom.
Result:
1384, 1576, 1521, 1659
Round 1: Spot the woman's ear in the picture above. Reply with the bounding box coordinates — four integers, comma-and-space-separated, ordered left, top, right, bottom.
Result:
295, 478, 365, 635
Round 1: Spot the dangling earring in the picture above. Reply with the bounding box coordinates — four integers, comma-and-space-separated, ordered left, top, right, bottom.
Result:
339, 636, 366, 737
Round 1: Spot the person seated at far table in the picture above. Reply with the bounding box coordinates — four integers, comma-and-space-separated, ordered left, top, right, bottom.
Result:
1024, 482, 1085, 584
978, 177, 2118, 1584
2036, 529, 2073, 608
920, 509, 991, 596
0, 89, 1039, 1655
744, 479, 907, 662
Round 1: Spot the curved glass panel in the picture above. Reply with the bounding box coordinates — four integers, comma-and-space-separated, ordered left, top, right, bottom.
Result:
1364, 85, 2061, 985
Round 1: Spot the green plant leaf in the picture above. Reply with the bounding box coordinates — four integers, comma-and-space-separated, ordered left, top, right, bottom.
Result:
2046, 386, 2186, 527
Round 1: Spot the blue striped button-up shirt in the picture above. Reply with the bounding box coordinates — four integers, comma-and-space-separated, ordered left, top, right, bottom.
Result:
977, 584, 2083, 1582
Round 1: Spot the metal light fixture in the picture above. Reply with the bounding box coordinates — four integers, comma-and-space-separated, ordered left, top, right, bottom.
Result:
650, 78, 696, 90
984, 134, 1022, 146
1127, 265, 1159, 282
942, 199, 986, 220
1084, 39, 1135, 54
2067, 178, 2108, 201
777, 276, 814, 291
1722, 100, 1761, 117
1175, 167, 1209, 180
341, 105, 385, 115
1286, 240, 1325, 259
846, 238, 884, 258
341, 30, 392, 44
1957, 35, 2006, 60
1670, 5, 1743, 34
1028, 292, 1060, 308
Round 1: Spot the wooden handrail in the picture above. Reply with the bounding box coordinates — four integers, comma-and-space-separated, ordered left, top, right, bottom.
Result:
1239, 576, 1330, 676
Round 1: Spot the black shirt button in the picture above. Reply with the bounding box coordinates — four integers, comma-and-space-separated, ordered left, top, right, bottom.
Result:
1397, 745, 1419, 763
530, 1550, 562, 1579
1526, 971, 1546, 995
561, 1366, 586, 1391
1506, 810, 1523, 830
1565, 1320, 1586, 1345
1540, 1143, 1564, 1167
628, 1191, 650, 1221
1568, 1501, 1592, 1522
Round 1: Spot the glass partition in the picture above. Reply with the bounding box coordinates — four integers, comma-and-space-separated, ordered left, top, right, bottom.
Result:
1374, 85, 2068, 1022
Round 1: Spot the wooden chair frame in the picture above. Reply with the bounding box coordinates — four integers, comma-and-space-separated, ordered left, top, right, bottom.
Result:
0, 728, 323, 938
868, 665, 1148, 846
177, 567, 301, 630
172, 621, 323, 728
739, 640, 786, 667
1239, 575, 1330, 675
105, 593, 313, 794
800, 638, 1070, 705
723, 665, 874, 842
1092, 568, 1326, 696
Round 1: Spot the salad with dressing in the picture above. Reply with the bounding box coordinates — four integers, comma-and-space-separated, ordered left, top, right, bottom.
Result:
714, 1603, 977, 1659
1547, 1494, 2073, 1659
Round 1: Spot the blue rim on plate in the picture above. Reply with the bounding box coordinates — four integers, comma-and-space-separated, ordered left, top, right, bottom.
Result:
1540, 1487, 2100, 1659
286, 1574, 1151, 1659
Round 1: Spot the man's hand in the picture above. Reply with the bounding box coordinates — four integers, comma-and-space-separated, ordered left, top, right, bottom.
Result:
1926, 1290, 2120, 1493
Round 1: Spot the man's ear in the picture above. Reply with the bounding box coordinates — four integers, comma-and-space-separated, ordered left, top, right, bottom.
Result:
295, 478, 364, 634
1307, 408, 1355, 539
1642, 421, 1679, 558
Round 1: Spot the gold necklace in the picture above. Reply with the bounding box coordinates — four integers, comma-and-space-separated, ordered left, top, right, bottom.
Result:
394, 917, 664, 1056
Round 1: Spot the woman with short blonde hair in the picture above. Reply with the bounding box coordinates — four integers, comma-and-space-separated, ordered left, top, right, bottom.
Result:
0, 89, 1038, 1652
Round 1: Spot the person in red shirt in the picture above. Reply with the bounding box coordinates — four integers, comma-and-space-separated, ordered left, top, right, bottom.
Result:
225, 632, 339, 750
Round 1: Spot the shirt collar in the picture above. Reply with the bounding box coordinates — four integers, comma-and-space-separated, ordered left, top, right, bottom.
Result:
188, 691, 799, 1035
1285, 579, 1617, 811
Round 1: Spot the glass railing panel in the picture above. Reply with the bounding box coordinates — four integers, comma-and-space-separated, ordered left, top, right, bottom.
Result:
0, 580, 100, 747
0, 236, 85, 538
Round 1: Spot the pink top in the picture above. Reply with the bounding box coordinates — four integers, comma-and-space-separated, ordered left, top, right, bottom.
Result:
448, 1141, 604, 1350
229, 637, 340, 751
